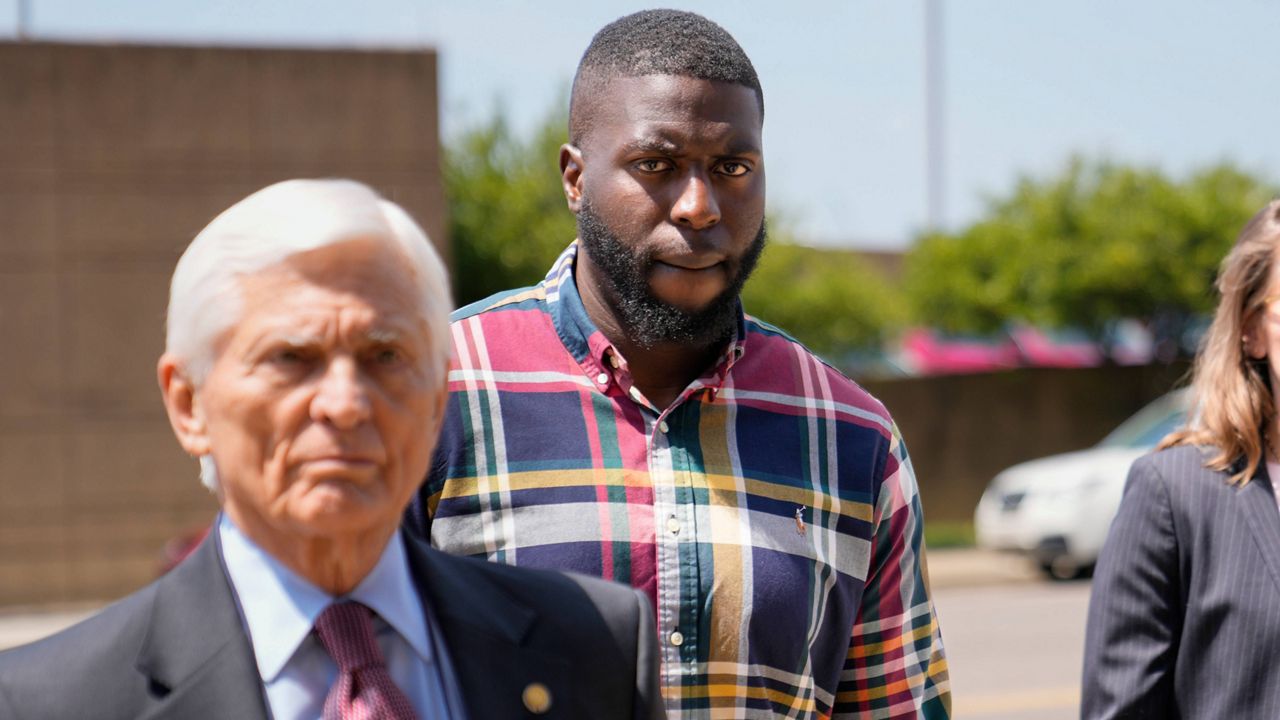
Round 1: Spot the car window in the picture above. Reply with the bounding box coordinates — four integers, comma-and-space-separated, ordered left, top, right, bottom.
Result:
1098, 391, 1190, 449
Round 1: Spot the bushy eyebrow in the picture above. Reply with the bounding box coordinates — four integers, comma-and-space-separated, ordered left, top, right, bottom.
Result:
620, 135, 761, 158
721, 140, 762, 157
271, 334, 316, 349
255, 327, 406, 351
621, 137, 681, 155
366, 329, 403, 345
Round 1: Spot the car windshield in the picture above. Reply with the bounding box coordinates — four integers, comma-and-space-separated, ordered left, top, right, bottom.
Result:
1098, 390, 1190, 449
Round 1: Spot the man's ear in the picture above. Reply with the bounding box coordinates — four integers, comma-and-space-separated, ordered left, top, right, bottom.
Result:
560, 143, 584, 213
158, 354, 212, 457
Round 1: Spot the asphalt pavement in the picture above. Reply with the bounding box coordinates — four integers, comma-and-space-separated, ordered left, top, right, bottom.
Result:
927, 546, 1043, 589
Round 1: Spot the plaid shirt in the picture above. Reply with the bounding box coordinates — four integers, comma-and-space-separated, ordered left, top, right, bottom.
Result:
407, 243, 950, 719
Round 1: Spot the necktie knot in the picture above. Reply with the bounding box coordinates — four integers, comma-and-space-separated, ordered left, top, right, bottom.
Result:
315, 601, 384, 672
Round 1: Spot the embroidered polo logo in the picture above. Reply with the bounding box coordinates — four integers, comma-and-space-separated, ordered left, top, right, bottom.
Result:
795, 506, 806, 536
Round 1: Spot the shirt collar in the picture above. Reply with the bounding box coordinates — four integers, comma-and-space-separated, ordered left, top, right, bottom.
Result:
545, 240, 750, 394
217, 514, 433, 682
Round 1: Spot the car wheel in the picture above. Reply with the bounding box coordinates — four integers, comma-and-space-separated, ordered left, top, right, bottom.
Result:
1040, 555, 1091, 581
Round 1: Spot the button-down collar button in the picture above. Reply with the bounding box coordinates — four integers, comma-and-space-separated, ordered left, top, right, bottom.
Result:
608, 352, 621, 368
595, 372, 609, 385
666, 517, 680, 534
669, 630, 684, 647
659, 420, 669, 434
629, 386, 644, 402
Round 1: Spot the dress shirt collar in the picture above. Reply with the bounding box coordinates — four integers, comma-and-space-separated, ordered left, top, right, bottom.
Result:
545, 240, 749, 396
217, 513, 433, 682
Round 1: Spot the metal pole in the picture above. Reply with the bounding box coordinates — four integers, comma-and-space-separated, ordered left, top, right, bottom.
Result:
17, 0, 31, 40
924, 0, 946, 230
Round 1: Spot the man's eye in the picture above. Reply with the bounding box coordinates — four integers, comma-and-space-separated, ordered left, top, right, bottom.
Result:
636, 159, 671, 173
718, 161, 750, 177
370, 348, 404, 365
272, 349, 306, 364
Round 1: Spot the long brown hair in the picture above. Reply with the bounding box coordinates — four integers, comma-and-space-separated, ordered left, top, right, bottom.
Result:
1161, 200, 1280, 484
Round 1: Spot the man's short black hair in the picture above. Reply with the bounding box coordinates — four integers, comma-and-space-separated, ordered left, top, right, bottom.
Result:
569, 9, 763, 144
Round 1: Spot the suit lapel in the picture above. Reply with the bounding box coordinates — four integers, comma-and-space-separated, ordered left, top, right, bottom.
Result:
403, 533, 575, 718
135, 530, 269, 720
1238, 462, 1280, 596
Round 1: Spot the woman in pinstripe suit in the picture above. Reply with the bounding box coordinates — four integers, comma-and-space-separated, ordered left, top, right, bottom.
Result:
1083, 199, 1280, 718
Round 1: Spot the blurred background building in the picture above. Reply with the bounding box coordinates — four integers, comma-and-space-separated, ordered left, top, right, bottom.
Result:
0, 40, 446, 604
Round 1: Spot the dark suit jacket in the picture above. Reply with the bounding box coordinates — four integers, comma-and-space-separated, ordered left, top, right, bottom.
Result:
0, 526, 663, 719
1082, 444, 1280, 718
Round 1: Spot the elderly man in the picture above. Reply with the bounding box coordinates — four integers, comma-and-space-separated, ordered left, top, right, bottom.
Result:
0, 179, 662, 720
406, 10, 950, 719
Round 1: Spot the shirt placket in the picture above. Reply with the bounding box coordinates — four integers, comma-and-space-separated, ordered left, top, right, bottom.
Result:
597, 356, 701, 685
639, 401, 678, 668
595, 342, 739, 698
651, 402, 703, 679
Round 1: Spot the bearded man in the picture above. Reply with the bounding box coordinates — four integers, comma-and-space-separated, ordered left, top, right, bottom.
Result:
406, 11, 950, 719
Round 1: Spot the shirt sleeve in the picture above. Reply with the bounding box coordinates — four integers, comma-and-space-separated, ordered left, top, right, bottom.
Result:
834, 427, 951, 718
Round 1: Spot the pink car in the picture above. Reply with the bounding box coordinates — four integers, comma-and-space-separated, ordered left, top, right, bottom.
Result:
899, 328, 1023, 375
1008, 325, 1103, 368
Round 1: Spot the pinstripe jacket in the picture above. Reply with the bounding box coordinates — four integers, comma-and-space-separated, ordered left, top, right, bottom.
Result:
1082, 443, 1280, 718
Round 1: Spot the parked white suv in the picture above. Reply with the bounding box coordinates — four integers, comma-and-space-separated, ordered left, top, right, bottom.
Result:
974, 389, 1190, 579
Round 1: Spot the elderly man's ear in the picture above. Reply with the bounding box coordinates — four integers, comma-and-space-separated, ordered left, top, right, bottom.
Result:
157, 355, 212, 457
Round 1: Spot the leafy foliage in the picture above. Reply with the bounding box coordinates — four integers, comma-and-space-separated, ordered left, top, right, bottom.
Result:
446, 107, 576, 306
904, 158, 1276, 339
742, 237, 905, 357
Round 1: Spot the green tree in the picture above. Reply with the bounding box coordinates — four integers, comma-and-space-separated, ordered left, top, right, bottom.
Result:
904, 158, 1274, 341
742, 237, 905, 358
446, 107, 576, 306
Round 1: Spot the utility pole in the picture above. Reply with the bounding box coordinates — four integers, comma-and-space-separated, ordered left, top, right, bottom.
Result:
924, 0, 946, 230
17, 0, 31, 40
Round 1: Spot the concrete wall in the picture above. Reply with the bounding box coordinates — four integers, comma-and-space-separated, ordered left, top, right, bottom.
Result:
0, 41, 446, 605
864, 363, 1190, 524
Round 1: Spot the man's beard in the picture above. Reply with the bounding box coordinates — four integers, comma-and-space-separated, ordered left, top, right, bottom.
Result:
577, 199, 766, 350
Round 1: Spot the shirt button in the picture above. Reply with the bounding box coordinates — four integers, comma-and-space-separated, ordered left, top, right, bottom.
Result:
659, 420, 669, 433
666, 517, 680, 534
628, 386, 643, 402
669, 630, 684, 647
596, 372, 609, 385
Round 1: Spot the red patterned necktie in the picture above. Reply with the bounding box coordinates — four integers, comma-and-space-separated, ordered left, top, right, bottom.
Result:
314, 601, 419, 720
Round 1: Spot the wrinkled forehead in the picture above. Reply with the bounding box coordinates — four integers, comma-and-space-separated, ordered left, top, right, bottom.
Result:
224, 238, 432, 342
271, 235, 418, 293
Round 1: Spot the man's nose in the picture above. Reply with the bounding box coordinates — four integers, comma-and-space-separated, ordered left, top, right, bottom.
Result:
311, 358, 372, 429
671, 171, 721, 230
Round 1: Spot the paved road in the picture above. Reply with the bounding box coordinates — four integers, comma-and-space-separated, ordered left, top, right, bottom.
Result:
935, 580, 1092, 719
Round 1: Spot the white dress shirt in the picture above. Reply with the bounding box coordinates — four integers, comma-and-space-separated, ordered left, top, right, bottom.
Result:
218, 514, 466, 719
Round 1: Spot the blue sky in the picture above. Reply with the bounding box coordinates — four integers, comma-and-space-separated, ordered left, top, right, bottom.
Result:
4, 0, 1278, 248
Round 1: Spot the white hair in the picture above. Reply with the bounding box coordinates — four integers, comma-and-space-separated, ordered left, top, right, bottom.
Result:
166, 179, 452, 491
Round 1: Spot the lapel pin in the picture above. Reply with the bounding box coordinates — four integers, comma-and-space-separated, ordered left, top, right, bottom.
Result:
795, 506, 806, 536
522, 682, 553, 714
